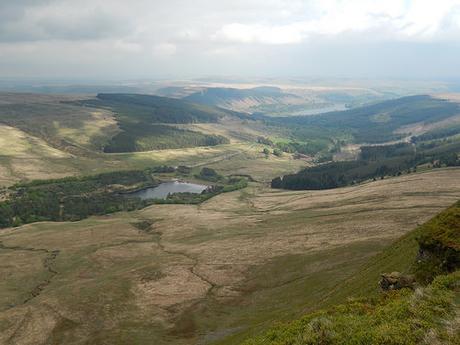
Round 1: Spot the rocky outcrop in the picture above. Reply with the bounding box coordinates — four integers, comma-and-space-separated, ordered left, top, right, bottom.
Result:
379, 272, 415, 291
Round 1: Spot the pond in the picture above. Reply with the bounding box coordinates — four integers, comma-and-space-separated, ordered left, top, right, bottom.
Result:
127, 181, 209, 200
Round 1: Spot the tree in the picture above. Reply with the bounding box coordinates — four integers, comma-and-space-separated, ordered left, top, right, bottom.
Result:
273, 148, 283, 157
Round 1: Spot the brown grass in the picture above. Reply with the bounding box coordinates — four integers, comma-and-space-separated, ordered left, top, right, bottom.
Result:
0, 168, 459, 344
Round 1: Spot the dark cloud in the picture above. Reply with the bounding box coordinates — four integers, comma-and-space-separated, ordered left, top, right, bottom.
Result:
0, 1, 132, 42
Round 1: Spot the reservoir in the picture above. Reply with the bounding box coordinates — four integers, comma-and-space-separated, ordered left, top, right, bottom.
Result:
127, 181, 209, 200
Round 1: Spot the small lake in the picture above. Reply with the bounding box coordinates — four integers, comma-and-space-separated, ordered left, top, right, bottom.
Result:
127, 181, 209, 200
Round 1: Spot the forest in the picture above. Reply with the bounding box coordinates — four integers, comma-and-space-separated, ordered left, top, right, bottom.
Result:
69, 93, 235, 152
0, 167, 247, 228
272, 140, 460, 190
259, 96, 460, 144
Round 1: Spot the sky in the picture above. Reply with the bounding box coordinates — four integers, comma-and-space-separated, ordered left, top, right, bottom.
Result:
1, 0, 460, 80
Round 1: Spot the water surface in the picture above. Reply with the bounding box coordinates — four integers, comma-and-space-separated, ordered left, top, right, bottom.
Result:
128, 181, 208, 200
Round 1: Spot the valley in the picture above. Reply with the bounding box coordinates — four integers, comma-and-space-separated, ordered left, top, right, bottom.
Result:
2, 2, 459, 344
0, 168, 459, 344
0, 87, 459, 345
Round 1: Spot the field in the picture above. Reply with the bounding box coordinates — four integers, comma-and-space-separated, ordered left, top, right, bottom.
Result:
0, 93, 304, 186
0, 90, 459, 344
1, 168, 459, 345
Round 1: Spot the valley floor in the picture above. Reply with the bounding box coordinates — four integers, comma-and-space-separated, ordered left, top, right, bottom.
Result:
0, 168, 459, 344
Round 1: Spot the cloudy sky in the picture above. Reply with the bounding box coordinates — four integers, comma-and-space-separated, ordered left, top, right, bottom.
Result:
1, 0, 460, 80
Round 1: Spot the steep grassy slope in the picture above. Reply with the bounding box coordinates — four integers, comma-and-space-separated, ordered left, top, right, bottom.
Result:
0, 93, 119, 154
241, 201, 460, 345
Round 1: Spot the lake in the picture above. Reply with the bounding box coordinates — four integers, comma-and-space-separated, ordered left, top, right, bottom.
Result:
127, 181, 209, 200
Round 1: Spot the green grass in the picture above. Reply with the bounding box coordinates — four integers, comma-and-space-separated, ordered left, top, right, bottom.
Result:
238, 200, 460, 345
243, 271, 459, 345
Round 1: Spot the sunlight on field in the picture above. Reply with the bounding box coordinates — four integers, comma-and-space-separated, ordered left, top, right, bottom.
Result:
0, 125, 76, 183
54, 110, 119, 150
0, 125, 68, 158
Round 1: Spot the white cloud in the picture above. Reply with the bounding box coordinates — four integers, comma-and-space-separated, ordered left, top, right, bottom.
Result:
216, 23, 304, 44
1, 0, 460, 78
214, 0, 460, 45
152, 43, 177, 57
114, 40, 143, 53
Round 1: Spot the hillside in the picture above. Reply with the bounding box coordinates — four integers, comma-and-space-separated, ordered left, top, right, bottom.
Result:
0, 93, 119, 154
78, 93, 241, 124
183, 86, 307, 114
167, 84, 397, 116
0, 93, 248, 155
272, 138, 460, 190
71, 93, 248, 152
264, 95, 460, 144
241, 201, 460, 345
1, 168, 459, 345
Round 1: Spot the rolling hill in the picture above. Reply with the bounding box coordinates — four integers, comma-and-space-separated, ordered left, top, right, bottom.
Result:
241, 200, 460, 345
0, 90, 459, 345
266, 95, 460, 144
71, 93, 250, 152
183, 86, 301, 112
0, 93, 250, 155
77, 93, 241, 124
181, 86, 349, 116
0, 168, 459, 345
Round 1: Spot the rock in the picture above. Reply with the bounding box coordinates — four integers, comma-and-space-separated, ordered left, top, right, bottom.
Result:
379, 272, 415, 291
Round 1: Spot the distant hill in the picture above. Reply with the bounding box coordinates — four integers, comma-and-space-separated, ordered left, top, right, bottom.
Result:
183, 86, 305, 114
184, 86, 287, 105
77, 93, 242, 124
71, 93, 248, 152
0, 93, 245, 155
263, 95, 460, 144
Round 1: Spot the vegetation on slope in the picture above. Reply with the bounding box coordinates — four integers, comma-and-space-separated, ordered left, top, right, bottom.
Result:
184, 86, 284, 103
272, 139, 460, 190
411, 123, 460, 143
0, 167, 248, 228
261, 95, 460, 144
415, 201, 460, 284
71, 93, 238, 152
103, 124, 229, 152
242, 201, 460, 345
244, 272, 459, 345
78, 93, 238, 123
0, 94, 119, 153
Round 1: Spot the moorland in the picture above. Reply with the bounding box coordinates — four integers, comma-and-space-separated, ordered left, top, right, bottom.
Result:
0, 82, 459, 344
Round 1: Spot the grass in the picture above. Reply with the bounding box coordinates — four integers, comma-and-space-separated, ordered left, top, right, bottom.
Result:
1, 169, 459, 344
243, 271, 459, 345
0, 92, 459, 344
0, 93, 303, 186
238, 194, 460, 345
